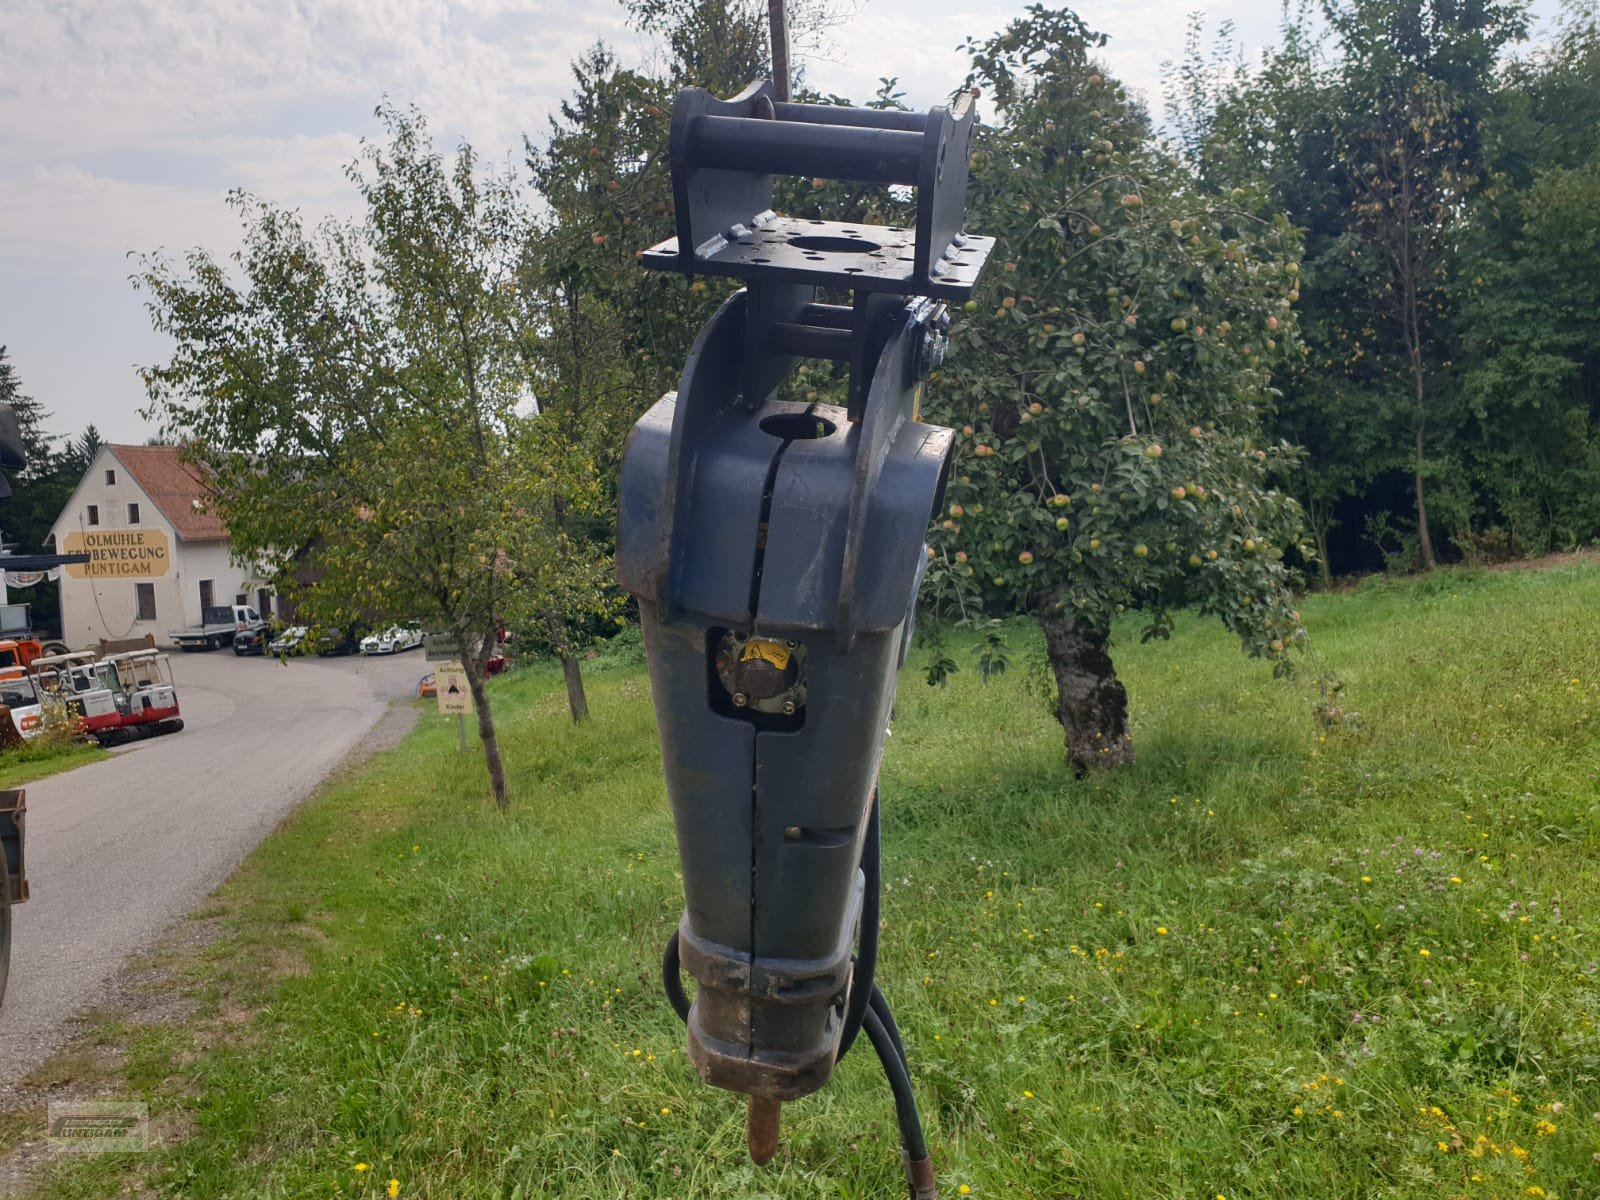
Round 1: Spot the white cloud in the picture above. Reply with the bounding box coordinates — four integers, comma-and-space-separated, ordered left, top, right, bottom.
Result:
0, 163, 238, 261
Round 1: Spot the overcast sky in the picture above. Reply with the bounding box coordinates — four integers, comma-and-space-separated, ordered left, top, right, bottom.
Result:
0, 0, 1565, 446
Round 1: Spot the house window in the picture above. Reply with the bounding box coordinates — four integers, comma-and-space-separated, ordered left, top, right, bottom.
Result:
135, 583, 157, 621
86, 504, 99, 526
105, 468, 117, 486
127, 502, 141, 525
199, 579, 214, 610
257, 588, 272, 619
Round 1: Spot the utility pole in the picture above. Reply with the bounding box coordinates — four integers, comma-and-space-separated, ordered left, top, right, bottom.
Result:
768, 0, 790, 101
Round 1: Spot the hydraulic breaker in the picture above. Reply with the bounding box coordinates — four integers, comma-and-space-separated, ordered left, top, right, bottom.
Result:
617, 78, 991, 1193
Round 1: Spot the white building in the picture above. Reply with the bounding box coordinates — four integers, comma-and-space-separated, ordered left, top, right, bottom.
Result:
49, 445, 274, 648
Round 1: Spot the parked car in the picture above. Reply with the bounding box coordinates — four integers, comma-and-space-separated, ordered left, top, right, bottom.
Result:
360, 624, 423, 655
232, 625, 268, 656
314, 627, 363, 657
171, 604, 266, 652
268, 625, 309, 656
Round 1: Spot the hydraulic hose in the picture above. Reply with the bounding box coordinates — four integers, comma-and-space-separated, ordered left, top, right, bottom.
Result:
836, 787, 880, 1060
663, 928, 691, 1022
864, 994, 934, 1198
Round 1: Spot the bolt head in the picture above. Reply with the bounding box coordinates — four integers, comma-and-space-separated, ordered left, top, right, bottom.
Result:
781, 700, 797, 716
732, 692, 749, 707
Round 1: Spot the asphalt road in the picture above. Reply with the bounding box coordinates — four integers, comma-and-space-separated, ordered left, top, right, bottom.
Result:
0, 646, 432, 1092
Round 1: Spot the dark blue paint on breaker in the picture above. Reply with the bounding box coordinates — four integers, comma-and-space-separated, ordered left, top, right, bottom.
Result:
616, 76, 990, 1195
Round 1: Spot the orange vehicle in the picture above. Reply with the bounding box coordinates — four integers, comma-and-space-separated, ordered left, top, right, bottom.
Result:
0, 604, 69, 681
0, 638, 48, 680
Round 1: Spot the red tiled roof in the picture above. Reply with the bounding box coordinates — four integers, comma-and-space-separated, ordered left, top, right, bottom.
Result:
110, 445, 228, 542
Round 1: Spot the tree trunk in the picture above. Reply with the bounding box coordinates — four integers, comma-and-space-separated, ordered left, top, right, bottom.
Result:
1413, 421, 1437, 570
560, 651, 589, 722
1037, 589, 1133, 774
465, 646, 509, 811
1406, 287, 1438, 571
1309, 496, 1334, 590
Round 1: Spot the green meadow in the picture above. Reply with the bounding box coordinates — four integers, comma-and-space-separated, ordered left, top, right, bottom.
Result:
21, 562, 1600, 1200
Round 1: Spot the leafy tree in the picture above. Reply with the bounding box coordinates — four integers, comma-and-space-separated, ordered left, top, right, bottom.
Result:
0, 352, 107, 634
1186, 2, 1535, 573
1452, 4, 1600, 553
65, 424, 103, 473
925, 7, 1310, 772
0, 347, 57, 480
1319, 0, 1527, 569
135, 106, 608, 809
627, 0, 769, 93
527, 45, 710, 451
1179, 10, 1390, 583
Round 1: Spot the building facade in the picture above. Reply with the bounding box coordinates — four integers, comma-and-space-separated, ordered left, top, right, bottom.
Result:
49, 445, 274, 648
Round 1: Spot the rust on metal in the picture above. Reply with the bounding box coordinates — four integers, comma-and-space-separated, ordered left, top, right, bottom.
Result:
747, 1095, 782, 1164
906, 1151, 938, 1198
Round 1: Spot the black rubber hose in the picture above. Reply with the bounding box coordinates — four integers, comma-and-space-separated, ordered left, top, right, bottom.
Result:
663, 929, 691, 1023
869, 982, 909, 1067
863, 999, 928, 1164
836, 787, 881, 1060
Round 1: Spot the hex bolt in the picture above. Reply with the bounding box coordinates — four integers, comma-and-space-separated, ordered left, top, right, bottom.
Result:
732, 692, 749, 707
781, 700, 797, 716
784, 825, 802, 840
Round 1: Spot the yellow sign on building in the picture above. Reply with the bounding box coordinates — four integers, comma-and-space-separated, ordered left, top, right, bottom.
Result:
61, 530, 172, 578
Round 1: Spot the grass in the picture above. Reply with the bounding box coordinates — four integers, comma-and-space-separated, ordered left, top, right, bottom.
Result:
17, 562, 1600, 1200
0, 737, 103, 790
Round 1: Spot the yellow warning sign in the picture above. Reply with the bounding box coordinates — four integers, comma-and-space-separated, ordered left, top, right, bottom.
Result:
740, 639, 791, 670
435, 661, 473, 714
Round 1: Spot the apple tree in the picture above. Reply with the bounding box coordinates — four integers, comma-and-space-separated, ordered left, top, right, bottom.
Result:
924, 7, 1311, 772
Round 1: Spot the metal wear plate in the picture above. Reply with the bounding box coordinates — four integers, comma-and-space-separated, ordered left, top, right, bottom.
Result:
642, 218, 994, 301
